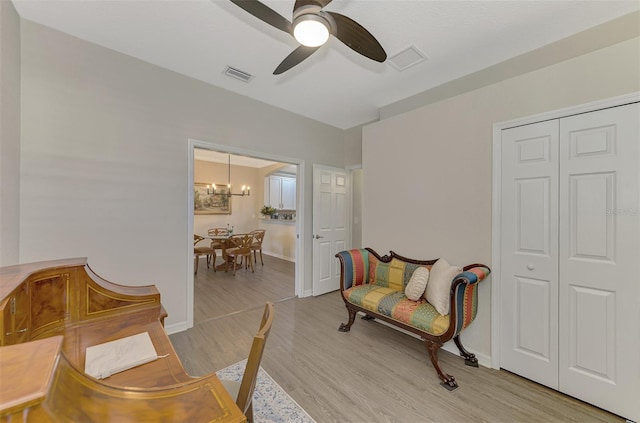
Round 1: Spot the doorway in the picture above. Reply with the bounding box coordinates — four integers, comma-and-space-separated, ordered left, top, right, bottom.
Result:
187, 139, 305, 328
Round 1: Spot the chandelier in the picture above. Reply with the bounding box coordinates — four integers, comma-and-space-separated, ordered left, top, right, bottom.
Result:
207, 154, 250, 197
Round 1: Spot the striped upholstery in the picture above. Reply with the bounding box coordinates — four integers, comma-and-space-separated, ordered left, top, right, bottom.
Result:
369, 257, 407, 291
338, 248, 491, 337
344, 285, 450, 335
451, 267, 490, 335
369, 256, 433, 290
336, 249, 369, 290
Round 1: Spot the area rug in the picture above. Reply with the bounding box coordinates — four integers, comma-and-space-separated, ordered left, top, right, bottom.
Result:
216, 359, 316, 423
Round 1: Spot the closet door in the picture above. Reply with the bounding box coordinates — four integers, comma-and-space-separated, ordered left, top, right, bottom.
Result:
500, 120, 560, 389
558, 103, 639, 421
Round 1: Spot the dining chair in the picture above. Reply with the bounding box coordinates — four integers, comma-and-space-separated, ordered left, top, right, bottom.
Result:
194, 235, 216, 274
249, 229, 266, 266
219, 302, 274, 423
207, 227, 229, 266
225, 234, 254, 275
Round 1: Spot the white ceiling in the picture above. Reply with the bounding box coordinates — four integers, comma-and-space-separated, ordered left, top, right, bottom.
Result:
12, 0, 639, 129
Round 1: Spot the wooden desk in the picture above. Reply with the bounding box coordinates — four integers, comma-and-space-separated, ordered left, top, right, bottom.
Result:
0, 336, 60, 417
0, 258, 245, 422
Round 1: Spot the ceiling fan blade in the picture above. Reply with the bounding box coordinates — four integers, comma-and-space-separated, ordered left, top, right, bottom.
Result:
293, 0, 333, 11
326, 12, 386, 62
230, 0, 292, 34
273, 45, 319, 75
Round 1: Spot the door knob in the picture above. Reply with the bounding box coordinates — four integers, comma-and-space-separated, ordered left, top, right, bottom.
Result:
314, 235, 324, 239
526, 264, 535, 270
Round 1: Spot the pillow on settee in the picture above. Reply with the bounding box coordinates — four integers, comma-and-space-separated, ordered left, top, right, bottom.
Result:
425, 258, 462, 315
404, 267, 430, 301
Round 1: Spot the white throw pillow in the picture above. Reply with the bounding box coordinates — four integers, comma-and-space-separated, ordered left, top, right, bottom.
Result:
425, 258, 462, 315
404, 267, 430, 301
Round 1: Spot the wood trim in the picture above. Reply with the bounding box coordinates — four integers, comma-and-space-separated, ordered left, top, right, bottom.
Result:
365, 248, 438, 266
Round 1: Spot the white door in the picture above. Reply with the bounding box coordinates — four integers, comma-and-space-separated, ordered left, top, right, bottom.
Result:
558, 103, 639, 421
500, 102, 639, 421
500, 120, 560, 389
313, 165, 349, 296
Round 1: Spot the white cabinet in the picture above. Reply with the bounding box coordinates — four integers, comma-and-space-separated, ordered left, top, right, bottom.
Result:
266, 175, 296, 210
281, 178, 296, 210
268, 177, 281, 209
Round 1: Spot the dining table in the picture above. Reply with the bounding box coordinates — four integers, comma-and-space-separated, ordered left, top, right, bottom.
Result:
201, 233, 235, 271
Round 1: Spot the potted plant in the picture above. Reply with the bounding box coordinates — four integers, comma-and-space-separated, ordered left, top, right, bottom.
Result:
260, 205, 276, 218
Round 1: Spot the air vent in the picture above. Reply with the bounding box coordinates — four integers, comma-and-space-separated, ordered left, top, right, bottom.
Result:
223, 66, 253, 82
387, 46, 427, 72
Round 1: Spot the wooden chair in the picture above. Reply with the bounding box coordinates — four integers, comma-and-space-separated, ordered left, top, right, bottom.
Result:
249, 229, 266, 266
194, 235, 216, 274
225, 234, 255, 275
219, 302, 274, 423
207, 227, 229, 266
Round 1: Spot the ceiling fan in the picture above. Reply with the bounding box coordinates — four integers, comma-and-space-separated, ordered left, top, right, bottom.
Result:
230, 0, 387, 74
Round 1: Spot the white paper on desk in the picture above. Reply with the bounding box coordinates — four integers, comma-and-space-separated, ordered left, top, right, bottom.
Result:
85, 332, 158, 379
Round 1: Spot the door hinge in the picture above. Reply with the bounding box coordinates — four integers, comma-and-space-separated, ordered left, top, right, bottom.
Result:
10, 297, 16, 315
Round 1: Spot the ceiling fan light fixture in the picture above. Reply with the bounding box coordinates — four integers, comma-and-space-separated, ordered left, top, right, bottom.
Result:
230, 0, 385, 73
293, 15, 330, 47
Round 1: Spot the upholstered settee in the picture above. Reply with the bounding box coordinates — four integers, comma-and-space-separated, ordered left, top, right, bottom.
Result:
335, 248, 491, 390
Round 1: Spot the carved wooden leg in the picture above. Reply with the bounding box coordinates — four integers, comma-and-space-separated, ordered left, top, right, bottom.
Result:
425, 340, 458, 391
194, 256, 199, 274
338, 307, 357, 332
454, 335, 479, 367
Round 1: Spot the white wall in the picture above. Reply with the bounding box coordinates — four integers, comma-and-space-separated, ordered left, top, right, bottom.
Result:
363, 36, 640, 359
350, 168, 363, 249
258, 219, 296, 261
18, 20, 346, 330
0, 0, 20, 266
343, 126, 363, 168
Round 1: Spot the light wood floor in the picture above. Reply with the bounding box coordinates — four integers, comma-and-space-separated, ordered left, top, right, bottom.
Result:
170, 255, 623, 423
192, 254, 295, 323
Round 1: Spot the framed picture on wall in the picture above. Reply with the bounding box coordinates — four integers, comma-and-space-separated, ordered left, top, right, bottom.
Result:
194, 183, 232, 215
